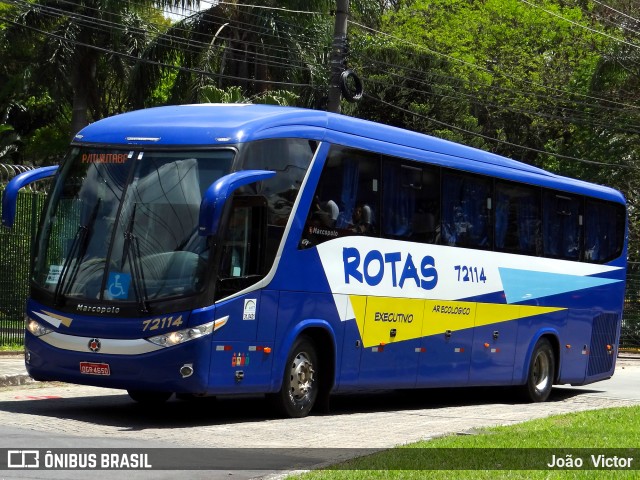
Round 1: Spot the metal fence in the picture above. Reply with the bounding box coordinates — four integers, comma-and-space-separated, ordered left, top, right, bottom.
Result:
622, 262, 640, 352
0, 164, 48, 346
1, 166, 640, 350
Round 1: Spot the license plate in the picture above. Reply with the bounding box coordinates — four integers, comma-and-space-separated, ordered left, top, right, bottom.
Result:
80, 362, 111, 376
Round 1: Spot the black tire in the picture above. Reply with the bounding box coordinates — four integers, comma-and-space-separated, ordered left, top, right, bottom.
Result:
127, 390, 173, 404
519, 338, 555, 402
271, 336, 319, 418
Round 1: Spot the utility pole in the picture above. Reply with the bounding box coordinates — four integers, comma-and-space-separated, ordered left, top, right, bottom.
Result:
327, 0, 349, 113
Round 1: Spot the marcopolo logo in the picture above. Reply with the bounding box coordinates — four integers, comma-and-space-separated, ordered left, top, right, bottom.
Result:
342, 247, 438, 290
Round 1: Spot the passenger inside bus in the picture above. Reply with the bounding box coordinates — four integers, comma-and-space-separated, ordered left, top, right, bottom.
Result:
348, 203, 373, 234
310, 196, 339, 227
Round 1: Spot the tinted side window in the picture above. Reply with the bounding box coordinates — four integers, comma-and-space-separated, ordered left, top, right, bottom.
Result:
442, 172, 491, 249
239, 138, 316, 263
584, 200, 625, 263
495, 182, 540, 255
300, 145, 379, 248
542, 191, 582, 260
382, 159, 440, 243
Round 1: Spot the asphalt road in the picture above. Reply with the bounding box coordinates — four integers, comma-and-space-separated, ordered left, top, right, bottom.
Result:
0, 357, 638, 479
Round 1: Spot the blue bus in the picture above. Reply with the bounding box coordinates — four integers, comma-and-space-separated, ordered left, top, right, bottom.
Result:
2, 104, 627, 417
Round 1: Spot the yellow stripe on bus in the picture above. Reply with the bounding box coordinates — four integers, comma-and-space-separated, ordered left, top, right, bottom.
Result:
349, 296, 565, 348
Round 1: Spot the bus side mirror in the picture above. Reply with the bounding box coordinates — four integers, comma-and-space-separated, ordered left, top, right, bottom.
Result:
199, 170, 275, 237
1, 166, 58, 228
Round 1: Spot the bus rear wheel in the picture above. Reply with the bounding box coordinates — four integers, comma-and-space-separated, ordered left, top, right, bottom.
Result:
519, 338, 555, 402
271, 336, 318, 418
127, 390, 173, 404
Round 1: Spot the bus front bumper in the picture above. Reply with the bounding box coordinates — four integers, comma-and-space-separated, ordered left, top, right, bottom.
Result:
24, 331, 212, 394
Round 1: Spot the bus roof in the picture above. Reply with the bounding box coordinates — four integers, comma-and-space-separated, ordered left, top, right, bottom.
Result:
74, 104, 624, 203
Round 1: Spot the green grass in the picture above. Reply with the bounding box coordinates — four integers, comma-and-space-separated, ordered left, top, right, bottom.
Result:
294, 406, 640, 479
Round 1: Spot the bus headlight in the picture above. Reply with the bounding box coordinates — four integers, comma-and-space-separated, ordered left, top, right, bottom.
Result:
25, 317, 53, 337
146, 321, 215, 347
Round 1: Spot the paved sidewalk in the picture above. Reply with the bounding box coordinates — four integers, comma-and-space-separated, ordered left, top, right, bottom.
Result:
0, 352, 32, 387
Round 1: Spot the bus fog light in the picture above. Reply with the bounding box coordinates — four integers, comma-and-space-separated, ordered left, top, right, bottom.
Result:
180, 364, 194, 378
25, 318, 53, 337
147, 321, 214, 347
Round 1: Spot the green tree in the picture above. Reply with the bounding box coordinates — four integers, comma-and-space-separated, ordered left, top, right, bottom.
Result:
353, 0, 611, 163
130, 1, 336, 108
347, 0, 640, 257
0, 0, 192, 141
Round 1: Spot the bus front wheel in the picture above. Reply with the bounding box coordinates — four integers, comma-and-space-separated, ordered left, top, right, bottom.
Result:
519, 338, 555, 402
271, 336, 318, 418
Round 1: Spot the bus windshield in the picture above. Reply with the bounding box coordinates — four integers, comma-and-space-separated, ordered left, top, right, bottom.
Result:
32, 147, 235, 306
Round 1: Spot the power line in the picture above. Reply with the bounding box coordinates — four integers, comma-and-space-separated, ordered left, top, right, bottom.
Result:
6, 0, 331, 57
364, 93, 636, 169
591, 0, 640, 29
348, 18, 640, 111
0, 14, 315, 89
354, 53, 640, 127
216, 1, 331, 16
3, 0, 639, 167
590, 0, 640, 39
3, 0, 330, 76
517, 0, 640, 50
358, 72, 640, 136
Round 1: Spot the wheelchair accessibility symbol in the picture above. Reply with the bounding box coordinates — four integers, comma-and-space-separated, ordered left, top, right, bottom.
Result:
106, 272, 131, 300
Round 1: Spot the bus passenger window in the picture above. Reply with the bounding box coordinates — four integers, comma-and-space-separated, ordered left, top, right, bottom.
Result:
238, 138, 316, 266
382, 160, 440, 243
216, 196, 268, 299
495, 182, 540, 255
542, 192, 582, 260
441, 172, 491, 249
584, 200, 625, 263
300, 145, 379, 248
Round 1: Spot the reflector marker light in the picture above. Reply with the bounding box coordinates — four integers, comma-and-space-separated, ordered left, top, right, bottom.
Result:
249, 346, 272, 353
213, 316, 229, 331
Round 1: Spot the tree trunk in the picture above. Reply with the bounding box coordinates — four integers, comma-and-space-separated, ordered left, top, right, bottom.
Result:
69, 48, 98, 138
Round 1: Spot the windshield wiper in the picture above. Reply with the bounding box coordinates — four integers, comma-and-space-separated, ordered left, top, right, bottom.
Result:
121, 203, 149, 313
54, 199, 101, 305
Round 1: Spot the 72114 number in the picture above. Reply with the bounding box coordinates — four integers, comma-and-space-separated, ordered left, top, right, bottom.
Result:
454, 265, 486, 283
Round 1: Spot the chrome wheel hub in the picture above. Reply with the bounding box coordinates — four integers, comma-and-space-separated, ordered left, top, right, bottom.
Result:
289, 352, 315, 401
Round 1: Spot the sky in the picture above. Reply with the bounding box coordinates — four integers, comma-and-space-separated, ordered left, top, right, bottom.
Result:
165, 0, 216, 21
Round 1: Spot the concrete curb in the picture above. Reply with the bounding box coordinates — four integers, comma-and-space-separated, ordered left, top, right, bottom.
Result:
0, 352, 31, 387
0, 374, 34, 387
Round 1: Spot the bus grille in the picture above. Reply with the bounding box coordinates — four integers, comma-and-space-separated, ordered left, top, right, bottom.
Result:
587, 313, 619, 377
